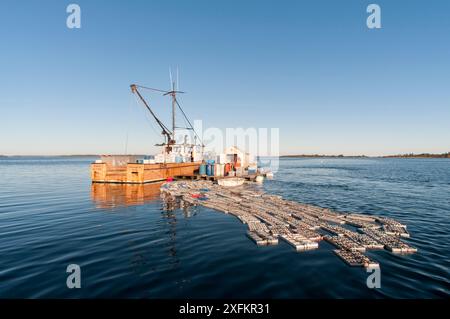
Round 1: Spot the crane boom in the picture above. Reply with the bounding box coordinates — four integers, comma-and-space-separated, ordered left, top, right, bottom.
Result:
130, 84, 174, 145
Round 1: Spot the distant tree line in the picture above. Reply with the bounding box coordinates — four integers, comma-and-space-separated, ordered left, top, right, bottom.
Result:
382, 152, 450, 158
280, 154, 367, 158
281, 152, 450, 158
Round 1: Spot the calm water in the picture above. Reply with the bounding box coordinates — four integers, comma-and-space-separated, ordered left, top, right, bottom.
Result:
0, 157, 449, 298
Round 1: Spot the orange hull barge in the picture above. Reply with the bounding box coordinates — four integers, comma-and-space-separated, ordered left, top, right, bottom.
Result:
91, 161, 201, 184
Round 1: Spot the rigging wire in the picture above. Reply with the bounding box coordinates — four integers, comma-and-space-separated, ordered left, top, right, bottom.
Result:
135, 85, 169, 94
174, 97, 204, 146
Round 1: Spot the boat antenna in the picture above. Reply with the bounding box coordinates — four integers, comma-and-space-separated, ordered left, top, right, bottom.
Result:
176, 66, 179, 91
163, 69, 185, 143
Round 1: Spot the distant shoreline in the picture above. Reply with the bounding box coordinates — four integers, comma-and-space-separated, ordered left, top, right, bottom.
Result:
281, 153, 450, 159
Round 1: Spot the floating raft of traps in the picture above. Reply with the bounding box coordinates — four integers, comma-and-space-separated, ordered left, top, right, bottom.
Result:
160, 181, 417, 269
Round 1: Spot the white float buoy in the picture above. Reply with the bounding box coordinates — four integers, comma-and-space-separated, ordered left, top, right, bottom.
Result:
255, 175, 264, 183
265, 172, 274, 179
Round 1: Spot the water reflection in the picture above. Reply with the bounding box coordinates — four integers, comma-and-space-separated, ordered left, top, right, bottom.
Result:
90, 182, 196, 274
91, 182, 162, 209
91, 182, 200, 279
161, 191, 197, 218
91, 182, 196, 218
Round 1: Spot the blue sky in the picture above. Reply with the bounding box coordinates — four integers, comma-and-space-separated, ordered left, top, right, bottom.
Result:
1, 0, 449, 156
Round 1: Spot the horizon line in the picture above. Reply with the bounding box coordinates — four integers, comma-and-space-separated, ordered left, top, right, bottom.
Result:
1, 151, 449, 158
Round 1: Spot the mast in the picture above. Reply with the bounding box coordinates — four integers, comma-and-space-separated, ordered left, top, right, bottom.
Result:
163, 79, 184, 147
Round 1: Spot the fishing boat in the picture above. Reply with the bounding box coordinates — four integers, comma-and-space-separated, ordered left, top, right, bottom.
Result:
91, 76, 204, 184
